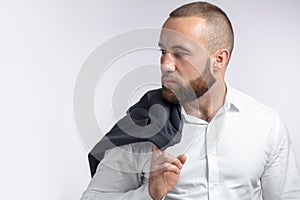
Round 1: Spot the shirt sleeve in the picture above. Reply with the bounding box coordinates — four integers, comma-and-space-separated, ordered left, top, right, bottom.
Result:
80, 143, 153, 200
261, 115, 300, 200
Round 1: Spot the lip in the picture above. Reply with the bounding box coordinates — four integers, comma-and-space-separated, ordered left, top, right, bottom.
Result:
162, 78, 178, 87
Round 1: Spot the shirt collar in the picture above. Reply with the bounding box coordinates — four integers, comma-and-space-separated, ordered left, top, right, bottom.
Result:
180, 84, 241, 124
181, 106, 209, 125
224, 84, 241, 112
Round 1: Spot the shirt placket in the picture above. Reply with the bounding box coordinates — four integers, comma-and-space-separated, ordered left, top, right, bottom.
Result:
207, 147, 219, 200
206, 110, 227, 200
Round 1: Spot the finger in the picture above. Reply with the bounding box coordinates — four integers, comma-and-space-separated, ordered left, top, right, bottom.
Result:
177, 154, 187, 165
151, 146, 184, 169
153, 162, 181, 175
157, 151, 178, 162
163, 163, 181, 175
171, 157, 183, 170
156, 152, 183, 170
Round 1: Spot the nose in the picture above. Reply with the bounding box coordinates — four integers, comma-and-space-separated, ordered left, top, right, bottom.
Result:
160, 52, 176, 72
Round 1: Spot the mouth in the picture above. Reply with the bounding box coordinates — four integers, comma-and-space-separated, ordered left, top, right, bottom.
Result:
162, 77, 178, 88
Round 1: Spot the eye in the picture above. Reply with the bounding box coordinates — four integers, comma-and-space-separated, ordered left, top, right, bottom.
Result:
173, 51, 186, 58
159, 49, 167, 55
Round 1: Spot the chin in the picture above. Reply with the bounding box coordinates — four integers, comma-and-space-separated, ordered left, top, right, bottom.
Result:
162, 86, 179, 104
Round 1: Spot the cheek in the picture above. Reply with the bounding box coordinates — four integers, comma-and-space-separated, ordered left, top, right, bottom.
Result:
177, 61, 202, 80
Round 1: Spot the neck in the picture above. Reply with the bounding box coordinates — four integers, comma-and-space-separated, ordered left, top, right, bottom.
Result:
182, 80, 227, 122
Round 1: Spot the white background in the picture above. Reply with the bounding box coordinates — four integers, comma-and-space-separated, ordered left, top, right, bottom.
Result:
0, 0, 299, 199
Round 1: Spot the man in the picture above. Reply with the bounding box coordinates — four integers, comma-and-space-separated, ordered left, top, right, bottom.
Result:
81, 2, 300, 199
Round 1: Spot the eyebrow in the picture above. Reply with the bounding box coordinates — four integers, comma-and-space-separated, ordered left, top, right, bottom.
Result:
158, 42, 191, 53
158, 42, 165, 49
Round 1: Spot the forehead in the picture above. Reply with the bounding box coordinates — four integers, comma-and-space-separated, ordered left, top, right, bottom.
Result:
160, 17, 208, 51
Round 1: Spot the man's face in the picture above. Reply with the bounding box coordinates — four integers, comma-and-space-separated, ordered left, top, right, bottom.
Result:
159, 17, 216, 104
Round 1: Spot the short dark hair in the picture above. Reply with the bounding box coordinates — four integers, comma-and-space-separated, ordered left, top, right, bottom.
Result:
169, 1, 234, 55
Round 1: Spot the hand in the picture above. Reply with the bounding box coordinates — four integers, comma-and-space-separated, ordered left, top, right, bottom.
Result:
148, 145, 187, 200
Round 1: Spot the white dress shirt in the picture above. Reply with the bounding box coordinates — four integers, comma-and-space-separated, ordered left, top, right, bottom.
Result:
81, 86, 300, 200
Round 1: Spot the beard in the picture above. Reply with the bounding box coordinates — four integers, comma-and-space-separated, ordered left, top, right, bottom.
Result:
162, 59, 216, 104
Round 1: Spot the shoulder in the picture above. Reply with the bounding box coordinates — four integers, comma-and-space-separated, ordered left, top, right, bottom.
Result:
230, 87, 281, 123
228, 87, 289, 151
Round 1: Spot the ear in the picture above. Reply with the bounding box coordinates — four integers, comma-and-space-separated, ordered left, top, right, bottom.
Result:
213, 49, 230, 71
